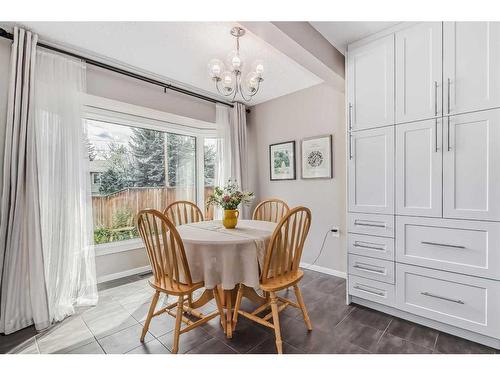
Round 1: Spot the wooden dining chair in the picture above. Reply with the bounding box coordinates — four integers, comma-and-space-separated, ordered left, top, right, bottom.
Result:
164, 200, 204, 226
252, 198, 290, 223
136, 209, 224, 354
232, 206, 312, 354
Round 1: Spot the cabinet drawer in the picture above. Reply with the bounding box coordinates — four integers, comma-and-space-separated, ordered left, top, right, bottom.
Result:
348, 233, 394, 261
396, 264, 500, 337
348, 213, 395, 237
349, 254, 395, 284
396, 216, 500, 280
349, 275, 395, 307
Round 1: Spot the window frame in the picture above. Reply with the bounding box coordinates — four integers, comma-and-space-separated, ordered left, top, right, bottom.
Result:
83, 94, 217, 256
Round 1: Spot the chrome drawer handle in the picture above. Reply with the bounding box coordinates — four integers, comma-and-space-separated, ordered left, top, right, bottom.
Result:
421, 291, 465, 305
353, 264, 386, 274
421, 241, 465, 249
353, 242, 386, 251
353, 284, 386, 297
354, 220, 386, 228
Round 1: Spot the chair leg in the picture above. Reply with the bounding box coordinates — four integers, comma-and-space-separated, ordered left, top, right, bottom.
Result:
212, 288, 226, 333
172, 295, 184, 354
141, 291, 160, 342
293, 285, 312, 331
270, 292, 283, 354
232, 284, 244, 330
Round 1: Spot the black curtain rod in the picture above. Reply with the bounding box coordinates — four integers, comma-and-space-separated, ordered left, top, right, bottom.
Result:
0, 27, 234, 108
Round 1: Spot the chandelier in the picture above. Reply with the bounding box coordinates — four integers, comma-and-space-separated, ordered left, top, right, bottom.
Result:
207, 26, 264, 102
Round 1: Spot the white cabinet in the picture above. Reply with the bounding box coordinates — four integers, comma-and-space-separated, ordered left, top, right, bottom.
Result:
396, 22, 442, 123
348, 126, 394, 215
396, 119, 442, 217
396, 216, 500, 279
443, 109, 500, 221
347, 35, 395, 130
444, 22, 500, 115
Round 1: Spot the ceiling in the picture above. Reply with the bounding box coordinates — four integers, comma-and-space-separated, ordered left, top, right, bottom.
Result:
12, 22, 324, 105
309, 22, 401, 55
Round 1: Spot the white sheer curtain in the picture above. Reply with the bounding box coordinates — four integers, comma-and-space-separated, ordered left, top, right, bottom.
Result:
33, 50, 97, 322
214, 104, 232, 219
214, 102, 249, 218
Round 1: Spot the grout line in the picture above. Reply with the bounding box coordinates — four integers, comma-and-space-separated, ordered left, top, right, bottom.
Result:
432, 332, 440, 353
376, 318, 393, 346
333, 306, 356, 329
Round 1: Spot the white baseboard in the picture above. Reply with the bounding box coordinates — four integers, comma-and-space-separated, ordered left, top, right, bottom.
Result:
97, 265, 152, 284
299, 262, 346, 279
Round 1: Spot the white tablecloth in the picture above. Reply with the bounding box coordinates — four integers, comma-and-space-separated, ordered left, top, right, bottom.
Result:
177, 220, 277, 289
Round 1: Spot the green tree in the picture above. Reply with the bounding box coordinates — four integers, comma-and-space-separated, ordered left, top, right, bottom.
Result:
99, 143, 132, 195
166, 133, 195, 187
204, 142, 216, 186
129, 128, 165, 187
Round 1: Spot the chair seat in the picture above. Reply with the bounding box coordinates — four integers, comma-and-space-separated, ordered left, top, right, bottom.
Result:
149, 277, 204, 295
260, 270, 304, 292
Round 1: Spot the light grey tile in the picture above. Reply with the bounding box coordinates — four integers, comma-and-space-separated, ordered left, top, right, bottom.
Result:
83, 303, 138, 339
37, 317, 94, 354
98, 324, 154, 354
67, 340, 105, 354
126, 339, 170, 354
10, 337, 39, 354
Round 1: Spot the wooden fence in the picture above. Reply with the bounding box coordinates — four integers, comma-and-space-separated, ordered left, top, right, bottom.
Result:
92, 186, 214, 228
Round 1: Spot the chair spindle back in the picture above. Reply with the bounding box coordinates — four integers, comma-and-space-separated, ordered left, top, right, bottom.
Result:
164, 200, 204, 226
252, 199, 290, 223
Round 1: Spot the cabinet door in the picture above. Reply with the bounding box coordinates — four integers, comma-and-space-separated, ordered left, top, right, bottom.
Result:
443, 109, 500, 221
444, 22, 500, 115
348, 35, 395, 130
349, 126, 394, 214
396, 119, 442, 217
396, 22, 442, 123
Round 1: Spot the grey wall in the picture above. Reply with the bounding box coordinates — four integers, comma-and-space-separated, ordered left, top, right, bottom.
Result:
247, 82, 346, 274
0, 39, 11, 203
86, 66, 215, 123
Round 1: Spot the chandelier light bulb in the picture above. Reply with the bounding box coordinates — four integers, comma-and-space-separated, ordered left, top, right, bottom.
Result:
207, 58, 224, 79
252, 60, 264, 78
245, 72, 259, 92
221, 71, 233, 91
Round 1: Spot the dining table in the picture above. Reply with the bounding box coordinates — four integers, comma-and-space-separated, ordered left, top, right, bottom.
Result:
176, 219, 277, 338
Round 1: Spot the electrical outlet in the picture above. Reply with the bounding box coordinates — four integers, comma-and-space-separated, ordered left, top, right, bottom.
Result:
330, 226, 340, 238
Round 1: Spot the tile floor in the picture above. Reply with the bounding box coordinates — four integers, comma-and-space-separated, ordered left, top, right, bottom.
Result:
1, 269, 498, 354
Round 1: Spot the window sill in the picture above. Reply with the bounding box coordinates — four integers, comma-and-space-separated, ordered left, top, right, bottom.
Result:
95, 238, 144, 257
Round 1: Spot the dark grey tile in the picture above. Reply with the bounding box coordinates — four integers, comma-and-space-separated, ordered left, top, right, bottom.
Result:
332, 315, 384, 352
299, 268, 323, 286
300, 274, 345, 295
296, 294, 354, 333
158, 328, 212, 354
435, 333, 495, 354
386, 318, 439, 349
375, 333, 432, 354
98, 324, 154, 354
0, 325, 37, 354
278, 316, 333, 352
67, 341, 105, 354
186, 337, 237, 354
213, 319, 271, 353
248, 337, 302, 354
308, 335, 371, 354
126, 339, 170, 354
345, 305, 392, 331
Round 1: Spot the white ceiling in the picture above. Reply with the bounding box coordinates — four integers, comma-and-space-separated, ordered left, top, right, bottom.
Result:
310, 22, 401, 55
14, 22, 323, 105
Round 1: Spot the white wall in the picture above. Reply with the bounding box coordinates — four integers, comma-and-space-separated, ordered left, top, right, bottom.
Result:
247, 82, 346, 275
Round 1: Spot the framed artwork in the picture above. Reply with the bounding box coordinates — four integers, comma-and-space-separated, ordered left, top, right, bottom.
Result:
301, 135, 333, 179
269, 141, 296, 181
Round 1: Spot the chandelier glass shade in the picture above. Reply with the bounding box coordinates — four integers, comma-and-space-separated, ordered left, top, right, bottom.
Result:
207, 27, 264, 102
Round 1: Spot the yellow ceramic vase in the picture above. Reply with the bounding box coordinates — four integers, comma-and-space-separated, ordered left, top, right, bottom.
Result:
223, 209, 239, 229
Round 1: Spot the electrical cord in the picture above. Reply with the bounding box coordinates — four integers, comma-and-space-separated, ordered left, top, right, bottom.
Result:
301, 228, 336, 271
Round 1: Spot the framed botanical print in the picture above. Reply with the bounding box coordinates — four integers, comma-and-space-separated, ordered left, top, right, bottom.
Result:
269, 141, 296, 181
301, 135, 333, 179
